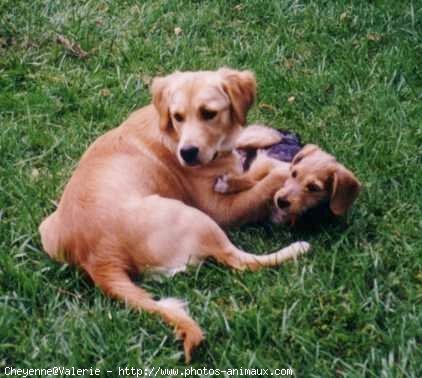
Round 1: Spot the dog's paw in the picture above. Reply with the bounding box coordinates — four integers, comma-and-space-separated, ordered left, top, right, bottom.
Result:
214, 174, 229, 193
291, 241, 311, 256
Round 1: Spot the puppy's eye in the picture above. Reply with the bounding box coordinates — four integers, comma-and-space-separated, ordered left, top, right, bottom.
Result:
306, 182, 321, 192
174, 113, 184, 122
292, 154, 303, 165
291, 170, 298, 178
200, 108, 217, 120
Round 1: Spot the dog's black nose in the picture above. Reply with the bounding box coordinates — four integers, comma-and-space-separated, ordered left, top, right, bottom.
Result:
276, 197, 290, 209
180, 145, 199, 165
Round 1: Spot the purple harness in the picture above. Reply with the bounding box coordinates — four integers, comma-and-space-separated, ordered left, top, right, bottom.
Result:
238, 130, 303, 171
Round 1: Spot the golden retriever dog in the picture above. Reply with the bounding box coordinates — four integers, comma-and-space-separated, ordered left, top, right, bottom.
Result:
214, 125, 361, 224
39, 69, 310, 362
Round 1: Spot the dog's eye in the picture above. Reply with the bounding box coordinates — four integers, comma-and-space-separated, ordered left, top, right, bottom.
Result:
292, 154, 303, 165
306, 182, 321, 192
200, 108, 217, 120
174, 113, 184, 122
291, 170, 298, 178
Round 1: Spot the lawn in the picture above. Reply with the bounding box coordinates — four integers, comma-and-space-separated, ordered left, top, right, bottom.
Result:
1, 0, 421, 376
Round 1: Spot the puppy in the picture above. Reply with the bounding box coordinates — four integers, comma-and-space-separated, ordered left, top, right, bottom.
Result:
39, 69, 310, 362
273, 144, 361, 222
215, 125, 361, 224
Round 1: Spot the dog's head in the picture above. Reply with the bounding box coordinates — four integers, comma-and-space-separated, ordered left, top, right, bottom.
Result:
274, 144, 361, 217
151, 68, 256, 167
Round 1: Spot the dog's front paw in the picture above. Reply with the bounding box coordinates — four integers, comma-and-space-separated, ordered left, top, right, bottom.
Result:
214, 174, 230, 193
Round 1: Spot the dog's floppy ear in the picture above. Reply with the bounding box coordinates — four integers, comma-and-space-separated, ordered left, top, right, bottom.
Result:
219, 68, 256, 126
235, 124, 282, 149
329, 165, 361, 216
292, 144, 319, 165
151, 76, 171, 131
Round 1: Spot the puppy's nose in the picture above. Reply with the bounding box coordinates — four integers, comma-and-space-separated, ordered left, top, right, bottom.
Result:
180, 145, 199, 166
276, 197, 290, 209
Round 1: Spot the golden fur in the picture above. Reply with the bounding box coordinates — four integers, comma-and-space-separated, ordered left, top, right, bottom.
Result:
274, 144, 361, 217
214, 126, 361, 223
39, 69, 310, 362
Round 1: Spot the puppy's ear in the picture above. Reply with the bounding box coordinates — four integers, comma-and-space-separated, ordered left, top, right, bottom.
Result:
292, 144, 319, 165
219, 68, 256, 126
329, 165, 361, 215
151, 76, 171, 131
235, 124, 282, 149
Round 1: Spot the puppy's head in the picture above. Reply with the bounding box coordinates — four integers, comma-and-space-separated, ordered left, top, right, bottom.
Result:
151, 68, 256, 167
274, 145, 361, 218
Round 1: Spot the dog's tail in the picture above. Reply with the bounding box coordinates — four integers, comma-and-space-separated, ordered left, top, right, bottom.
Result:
39, 211, 65, 262
86, 264, 203, 363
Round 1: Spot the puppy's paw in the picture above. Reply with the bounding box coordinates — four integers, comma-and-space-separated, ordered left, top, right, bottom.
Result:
214, 174, 229, 193
270, 208, 290, 224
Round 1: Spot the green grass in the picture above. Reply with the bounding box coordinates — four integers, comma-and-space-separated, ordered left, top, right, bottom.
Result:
1, 0, 421, 376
